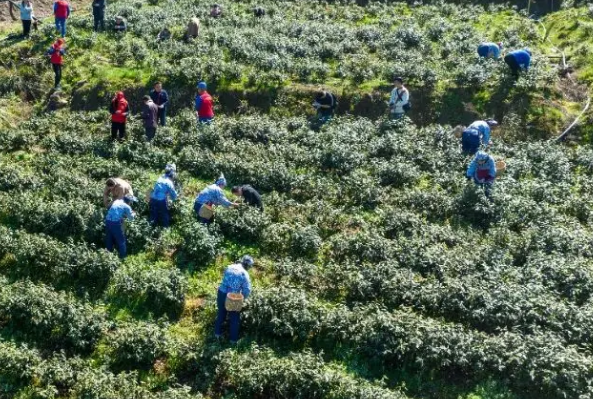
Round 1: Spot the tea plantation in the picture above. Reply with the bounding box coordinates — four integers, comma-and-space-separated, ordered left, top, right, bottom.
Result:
1, 0, 593, 398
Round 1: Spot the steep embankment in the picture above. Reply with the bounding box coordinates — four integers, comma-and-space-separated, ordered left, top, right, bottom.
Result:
0, 0, 590, 138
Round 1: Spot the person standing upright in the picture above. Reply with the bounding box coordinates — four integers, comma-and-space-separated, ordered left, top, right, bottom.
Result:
53, 0, 70, 38
195, 81, 214, 125
46, 38, 65, 89
141, 95, 159, 142
92, 0, 106, 32
19, 0, 34, 38
150, 82, 169, 126
109, 91, 129, 141
388, 77, 410, 120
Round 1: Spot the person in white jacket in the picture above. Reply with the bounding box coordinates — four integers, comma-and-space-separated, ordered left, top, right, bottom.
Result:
388, 77, 409, 120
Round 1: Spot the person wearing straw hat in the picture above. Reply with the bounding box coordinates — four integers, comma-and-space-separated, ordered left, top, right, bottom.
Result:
477, 42, 502, 59
215, 255, 254, 344
467, 151, 497, 196
105, 194, 137, 259
193, 174, 238, 224
148, 163, 178, 228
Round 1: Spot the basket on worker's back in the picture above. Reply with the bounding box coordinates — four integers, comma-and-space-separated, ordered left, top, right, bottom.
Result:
495, 160, 507, 173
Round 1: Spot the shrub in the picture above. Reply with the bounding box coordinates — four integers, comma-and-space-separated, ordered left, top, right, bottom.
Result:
103, 321, 170, 371
179, 221, 222, 268
108, 260, 187, 319
0, 278, 105, 353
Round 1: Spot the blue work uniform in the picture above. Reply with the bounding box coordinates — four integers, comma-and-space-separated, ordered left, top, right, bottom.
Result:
477, 42, 501, 59
149, 175, 178, 227
105, 199, 134, 259
193, 184, 232, 223
215, 263, 252, 343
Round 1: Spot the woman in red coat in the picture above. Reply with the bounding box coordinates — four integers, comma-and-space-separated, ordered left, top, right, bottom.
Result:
46, 38, 65, 89
109, 91, 129, 141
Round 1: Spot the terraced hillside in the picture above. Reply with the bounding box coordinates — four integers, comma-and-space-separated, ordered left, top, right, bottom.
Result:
1, 1, 593, 398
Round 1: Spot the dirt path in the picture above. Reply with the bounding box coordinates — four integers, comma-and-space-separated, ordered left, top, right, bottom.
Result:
0, 0, 84, 23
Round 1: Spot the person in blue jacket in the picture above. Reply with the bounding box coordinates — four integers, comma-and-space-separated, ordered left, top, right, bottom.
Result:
462, 119, 498, 154
477, 42, 502, 59
215, 255, 254, 344
504, 49, 531, 77
149, 163, 178, 227
105, 194, 136, 259
467, 151, 497, 190
193, 174, 238, 224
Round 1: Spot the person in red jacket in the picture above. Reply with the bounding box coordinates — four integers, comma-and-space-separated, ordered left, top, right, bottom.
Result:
53, 0, 70, 37
109, 91, 129, 141
194, 81, 214, 124
46, 38, 65, 89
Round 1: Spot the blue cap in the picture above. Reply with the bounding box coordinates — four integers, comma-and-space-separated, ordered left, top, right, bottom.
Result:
197, 81, 207, 90
485, 119, 498, 127
241, 255, 254, 267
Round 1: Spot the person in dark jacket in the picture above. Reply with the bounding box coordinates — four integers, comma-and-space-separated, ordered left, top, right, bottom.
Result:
114, 16, 127, 33
92, 0, 106, 31
109, 91, 129, 141
141, 95, 159, 142
313, 90, 337, 124
149, 82, 169, 126
253, 6, 265, 17
231, 185, 263, 211
157, 27, 171, 41
210, 3, 222, 17
46, 38, 65, 89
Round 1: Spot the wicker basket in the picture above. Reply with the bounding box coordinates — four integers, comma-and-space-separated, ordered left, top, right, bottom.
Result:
495, 160, 507, 173
225, 292, 244, 312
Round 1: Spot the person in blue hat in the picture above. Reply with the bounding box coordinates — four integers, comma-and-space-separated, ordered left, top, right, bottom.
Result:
477, 42, 502, 59
149, 163, 178, 227
193, 173, 238, 224
195, 81, 214, 124
504, 49, 531, 77
467, 151, 496, 186
455, 119, 498, 155
215, 255, 254, 344
105, 194, 136, 259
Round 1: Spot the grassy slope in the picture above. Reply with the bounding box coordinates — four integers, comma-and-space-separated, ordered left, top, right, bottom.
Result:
0, 2, 588, 135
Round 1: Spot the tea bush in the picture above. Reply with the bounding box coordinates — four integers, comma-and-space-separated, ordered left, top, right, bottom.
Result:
216, 345, 409, 399
108, 260, 187, 319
